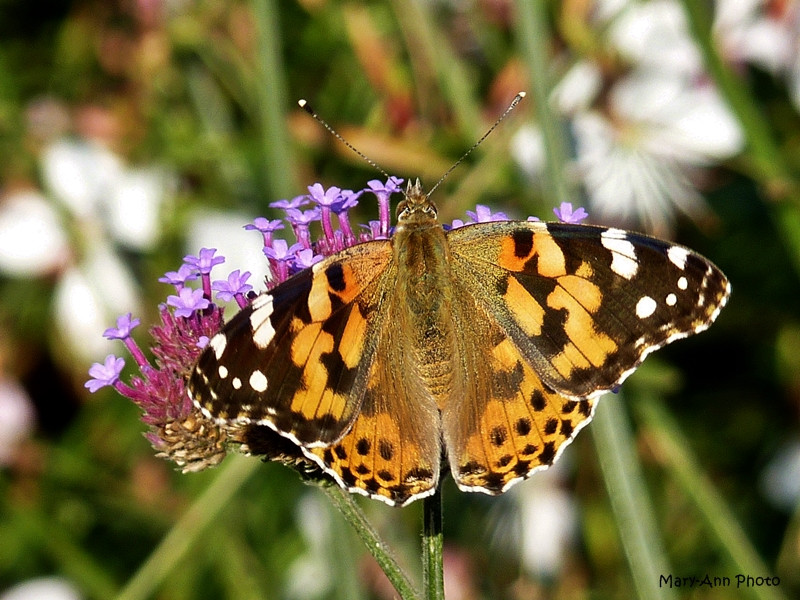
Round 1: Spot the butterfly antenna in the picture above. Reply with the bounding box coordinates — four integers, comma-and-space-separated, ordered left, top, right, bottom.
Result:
427, 91, 526, 198
298, 99, 390, 179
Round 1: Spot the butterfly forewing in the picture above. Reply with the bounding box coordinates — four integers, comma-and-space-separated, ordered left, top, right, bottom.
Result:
188, 240, 394, 446
447, 221, 730, 400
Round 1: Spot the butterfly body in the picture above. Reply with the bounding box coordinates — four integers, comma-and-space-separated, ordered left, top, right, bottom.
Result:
189, 181, 729, 506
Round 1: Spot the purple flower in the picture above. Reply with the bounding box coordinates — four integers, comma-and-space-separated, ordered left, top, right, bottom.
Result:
103, 312, 149, 367
244, 217, 285, 234
184, 248, 225, 275
293, 248, 323, 270
367, 177, 403, 237
285, 207, 321, 250
85, 355, 125, 393
308, 183, 342, 244
159, 264, 199, 288
269, 194, 309, 210
466, 205, 508, 223
167, 287, 211, 318
103, 313, 141, 340
553, 202, 588, 224
307, 183, 342, 208
212, 269, 253, 308
183, 248, 224, 297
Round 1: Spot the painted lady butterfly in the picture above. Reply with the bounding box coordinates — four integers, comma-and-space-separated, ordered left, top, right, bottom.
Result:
187, 178, 729, 506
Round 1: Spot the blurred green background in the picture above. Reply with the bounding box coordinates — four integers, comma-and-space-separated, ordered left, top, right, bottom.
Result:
1, 1, 799, 599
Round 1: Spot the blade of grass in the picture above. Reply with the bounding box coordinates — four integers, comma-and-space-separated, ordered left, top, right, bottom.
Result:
634, 394, 789, 600
391, 0, 482, 142
514, 0, 573, 208
592, 394, 677, 600
116, 455, 260, 600
321, 484, 420, 600
251, 0, 297, 200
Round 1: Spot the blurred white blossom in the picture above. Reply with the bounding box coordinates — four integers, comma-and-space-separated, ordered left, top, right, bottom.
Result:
0, 376, 36, 466
0, 137, 173, 364
512, 0, 745, 234
0, 577, 82, 600
715, 0, 800, 109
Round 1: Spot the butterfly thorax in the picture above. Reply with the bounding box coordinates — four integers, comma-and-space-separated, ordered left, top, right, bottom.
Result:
392, 182, 458, 406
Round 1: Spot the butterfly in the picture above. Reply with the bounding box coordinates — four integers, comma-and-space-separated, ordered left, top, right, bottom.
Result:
188, 180, 729, 506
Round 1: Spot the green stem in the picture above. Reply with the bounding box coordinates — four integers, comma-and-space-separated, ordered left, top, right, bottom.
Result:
514, 0, 573, 207
421, 486, 445, 600
116, 455, 260, 600
592, 395, 677, 600
251, 0, 296, 200
634, 395, 789, 600
322, 485, 420, 600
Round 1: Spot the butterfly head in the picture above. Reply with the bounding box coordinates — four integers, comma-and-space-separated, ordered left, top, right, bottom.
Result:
396, 178, 438, 226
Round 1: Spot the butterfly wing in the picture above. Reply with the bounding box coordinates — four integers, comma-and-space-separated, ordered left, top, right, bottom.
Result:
441, 220, 728, 493
441, 279, 597, 494
188, 240, 394, 446
446, 220, 729, 399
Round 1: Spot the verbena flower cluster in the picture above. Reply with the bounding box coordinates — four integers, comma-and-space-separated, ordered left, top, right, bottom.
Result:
85, 176, 588, 472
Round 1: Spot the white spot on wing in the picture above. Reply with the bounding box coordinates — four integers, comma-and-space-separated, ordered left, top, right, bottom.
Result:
249, 369, 268, 392
601, 228, 638, 279
232, 377, 242, 390
209, 333, 227, 359
666, 293, 677, 306
250, 295, 276, 349
678, 276, 688, 290
668, 246, 689, 270
218, 365, 228, 379
636, 296, 657, 319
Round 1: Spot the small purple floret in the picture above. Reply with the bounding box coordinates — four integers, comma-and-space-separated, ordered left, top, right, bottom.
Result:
269, 194, 309, 210
466, 205, 508, 223
212, 270, 253, 307
159, 264, 199, 288
85, 355, 125, 393
167, 287, 211, 318
553, 202, 588, 224
103, 313, 141, 340
184, 248, 225, 275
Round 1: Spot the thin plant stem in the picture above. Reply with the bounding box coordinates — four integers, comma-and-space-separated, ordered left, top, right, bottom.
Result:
251, 0, 297, 200
116, 455, 260, 600
634, 394, 789, 600
592, 395, 677, 600
422, 485, 445, 600
514, 0, 574, 207
322, 484, 420, 600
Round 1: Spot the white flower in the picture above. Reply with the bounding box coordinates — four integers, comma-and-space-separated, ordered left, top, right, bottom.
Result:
489, 463, 577, 579
0, 377, 36, 466
714, 0, 800, 110
0, 137, 172, 364
572, 71, 743, 233
0, 191, 70, 276
0, 577, 82, 600
607, 0, 704, 75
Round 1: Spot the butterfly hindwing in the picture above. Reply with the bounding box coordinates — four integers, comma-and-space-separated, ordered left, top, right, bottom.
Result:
447, 220, 730, 400
442, 279, 597, 494
188, 240, 394, 446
